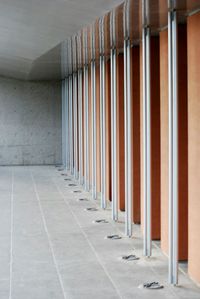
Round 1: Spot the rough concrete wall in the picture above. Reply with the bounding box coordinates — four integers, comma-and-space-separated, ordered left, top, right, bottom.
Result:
0, 77, 61, 165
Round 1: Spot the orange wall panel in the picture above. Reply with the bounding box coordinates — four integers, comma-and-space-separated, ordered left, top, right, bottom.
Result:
188, 12, 200, 283
116, 54, 125, 211
131, 46, 141, 223
151, 37, 161, 239
140, 36, 161, 240
160, 30, 169, 253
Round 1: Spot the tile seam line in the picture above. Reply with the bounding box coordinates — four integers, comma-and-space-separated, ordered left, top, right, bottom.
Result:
52, 177, 124, 299
30, 169, 70, 299
9, 167, 14, 299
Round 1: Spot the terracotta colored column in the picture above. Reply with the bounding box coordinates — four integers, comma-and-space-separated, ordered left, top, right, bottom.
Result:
160, 25, 188, 260
188, 12, 200, 283
131, 46, 141, 224
96, 64, 101, 193
105, 59, 112, 201
116, 53, 125, 211
140, 36, 161, 240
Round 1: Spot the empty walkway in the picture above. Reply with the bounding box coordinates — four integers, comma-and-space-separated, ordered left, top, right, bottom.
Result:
0, 166, 199, 299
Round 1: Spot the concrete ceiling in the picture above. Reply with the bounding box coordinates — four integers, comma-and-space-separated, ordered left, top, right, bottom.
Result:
0, 0, 123, 80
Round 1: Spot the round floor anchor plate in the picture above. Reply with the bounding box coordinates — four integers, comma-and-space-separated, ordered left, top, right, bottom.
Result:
139, 282, 164, 290
122, 254, 140, 261
64, 178, 71, 181
73, 190, 82, 193
78, 198, 89, 201
85, 207, 98, 212
58, 168, 64, 171
106, 235, 122, 240
94, 219, 109, 224
68, 184, 77, 187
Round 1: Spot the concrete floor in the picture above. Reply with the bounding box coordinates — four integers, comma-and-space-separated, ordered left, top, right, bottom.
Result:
0, 166, 200, 299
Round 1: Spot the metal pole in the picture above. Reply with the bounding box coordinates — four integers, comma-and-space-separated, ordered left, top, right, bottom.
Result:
124, 38, 133, 237
65, 78, 70, 170
102, 55, 106, 208
91, 59, 97, 199
78, 69, 83, 185
127, 39, 133, 237
168, 8, 178, 285
111, 48, 118, 221
73, 72, 78, 179
61, 80, 65, 167
94, 60, 97, 199
99, 16, 106, 209
124, 40, 128, 233
172, 10, 178, 286
114, 48, 118, 220
143, 25, 151, 257
84, 65, 89, 191
69, 75, 74, 175
100, 55, 103, 202
100, 54, 106, 209
146, 26, 151, 256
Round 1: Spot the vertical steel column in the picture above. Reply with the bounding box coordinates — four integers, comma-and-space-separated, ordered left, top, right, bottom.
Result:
143, 23, 151, 256
84, 65, 89, 191
78, 69, 83, 184
65, 78, 70, 170
100, 55, 103, 202
100, 54, 106, 209
61, 80, 65, 167
110, 10, 118, 221
73, 72, 78, 179
91, 59, 97, 199
124, 1, 133, 237
124, 38, 133, 237
83, 29, 89, 191
91, 25, 97, 200
99, 17, 106, 209
94, 59, 97, 199
111, 47, 118, 221
168, 8, 178, 285
69, 75, 74, 175
102, 55, 106, 208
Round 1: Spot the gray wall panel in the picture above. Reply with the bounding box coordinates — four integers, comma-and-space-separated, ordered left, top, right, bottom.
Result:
0, 77, 61, 165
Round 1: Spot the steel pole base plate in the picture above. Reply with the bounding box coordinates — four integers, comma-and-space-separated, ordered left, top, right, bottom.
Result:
85, 207, 98, 212
122, 255, 140, 261
94, 219, 109, 224
138, 282, 164, 290
106, 235, 122, 240
78, 198, 89, 202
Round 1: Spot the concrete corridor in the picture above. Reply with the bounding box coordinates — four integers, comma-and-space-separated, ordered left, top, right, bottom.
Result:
0, 166, 199, 299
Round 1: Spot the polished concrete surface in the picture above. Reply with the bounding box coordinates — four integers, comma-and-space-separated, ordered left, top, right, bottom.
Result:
0, 165, 199, 299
